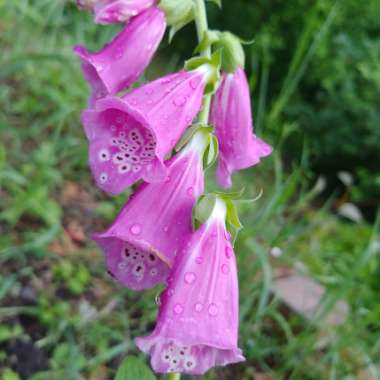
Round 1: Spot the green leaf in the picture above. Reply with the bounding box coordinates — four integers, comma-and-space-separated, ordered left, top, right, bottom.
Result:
114, 356, 156, 380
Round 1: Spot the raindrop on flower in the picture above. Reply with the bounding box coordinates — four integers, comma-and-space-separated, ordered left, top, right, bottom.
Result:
173, 96, 186, 107
130, 223, 142, 235
208, 303, 218, 316
225, 246, 233, 258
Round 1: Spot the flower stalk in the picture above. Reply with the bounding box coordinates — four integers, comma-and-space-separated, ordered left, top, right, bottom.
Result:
166, 1, 211, 379
194, 0, 212, 125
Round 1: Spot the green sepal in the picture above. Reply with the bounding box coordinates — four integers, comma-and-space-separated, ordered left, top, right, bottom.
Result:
206, 0, 222, 7
214, 31, 245, 72
203, 133, 219, 170
185, 50, 222, 94
226, 221, 241, 246
234, 189, 264, 206
160, 0, 194, 42
192, 193, 217, 229
214, 188, 246, 200
174, 123, 212, 152
168, 8, 194, 43
194, 30, 219, 55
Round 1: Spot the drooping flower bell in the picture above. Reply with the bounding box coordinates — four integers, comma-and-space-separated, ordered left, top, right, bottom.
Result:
74, 7, 166, 105
81, 66, 212, 195
136, 197, 245, 374
210, 67, 272, 188
94, 0, 156, 24
76, 0, 155, 24
93, 132, 208, 290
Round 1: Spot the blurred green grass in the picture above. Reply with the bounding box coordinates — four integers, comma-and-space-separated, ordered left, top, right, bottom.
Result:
1, 1, 379, 379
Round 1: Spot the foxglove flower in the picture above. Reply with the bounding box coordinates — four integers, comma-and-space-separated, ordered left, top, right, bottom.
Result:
210, 67, 272, 188
74, 7, 165, 104
95, 0, 156, 24
81, 66, 210, 195
136, 197, 245, 374
93, 132, 207, 290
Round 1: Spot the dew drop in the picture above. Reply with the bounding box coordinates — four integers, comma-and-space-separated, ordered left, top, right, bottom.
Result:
225, 246, 233, 258
173, 96, 186, 107
168, 289, 174, 297
187, 187, 194, 197
208, 303, 218, 317
224, 230, 231, 241
184, 272, 196, 284
189, 77, 199, 90
164, 226, 169, 232
130, 223, 142, 235
221, 264, 230, 274
173, 304, 183, 315
194, 303, 203, 312
195, 256, 203, 264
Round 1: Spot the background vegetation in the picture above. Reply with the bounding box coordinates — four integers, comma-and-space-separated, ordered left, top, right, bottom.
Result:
1, 0, 379, 379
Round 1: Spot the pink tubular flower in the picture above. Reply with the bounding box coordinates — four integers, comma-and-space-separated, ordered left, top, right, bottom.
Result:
93, 132, 207, 290
94, 0, 156, 24
136, 197, 245, 374
74, 7, 165, 105
210, 67, 272, 188
81, 67, 210, 195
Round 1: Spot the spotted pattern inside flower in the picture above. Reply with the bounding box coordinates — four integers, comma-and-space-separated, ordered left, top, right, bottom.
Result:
116, 242, 161, 283
109, 127, 155, 173
160, 342, 197, 373
95, 121, 156, 186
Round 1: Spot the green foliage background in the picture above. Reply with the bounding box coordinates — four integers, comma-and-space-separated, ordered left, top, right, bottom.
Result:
0, 0, 379, 379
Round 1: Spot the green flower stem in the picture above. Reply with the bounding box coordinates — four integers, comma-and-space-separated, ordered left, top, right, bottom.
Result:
194, 0, 212, 125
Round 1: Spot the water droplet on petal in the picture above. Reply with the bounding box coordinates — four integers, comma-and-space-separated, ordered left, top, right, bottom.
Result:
208, 303, 218, 316
187, 187, 194, 197
130, 224, 142, 235
195, 256, 203, 264
173, 96, 186, 107
224, 230, 231, 241
168, 289, 174, 297
195, 303, 203, 312
173, 304, 183, 315
221, 264, 229, 274
225, 246, 233, 258
190, 77, 199, 90
184, 272, 196, 284
164, 226, 169, 232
